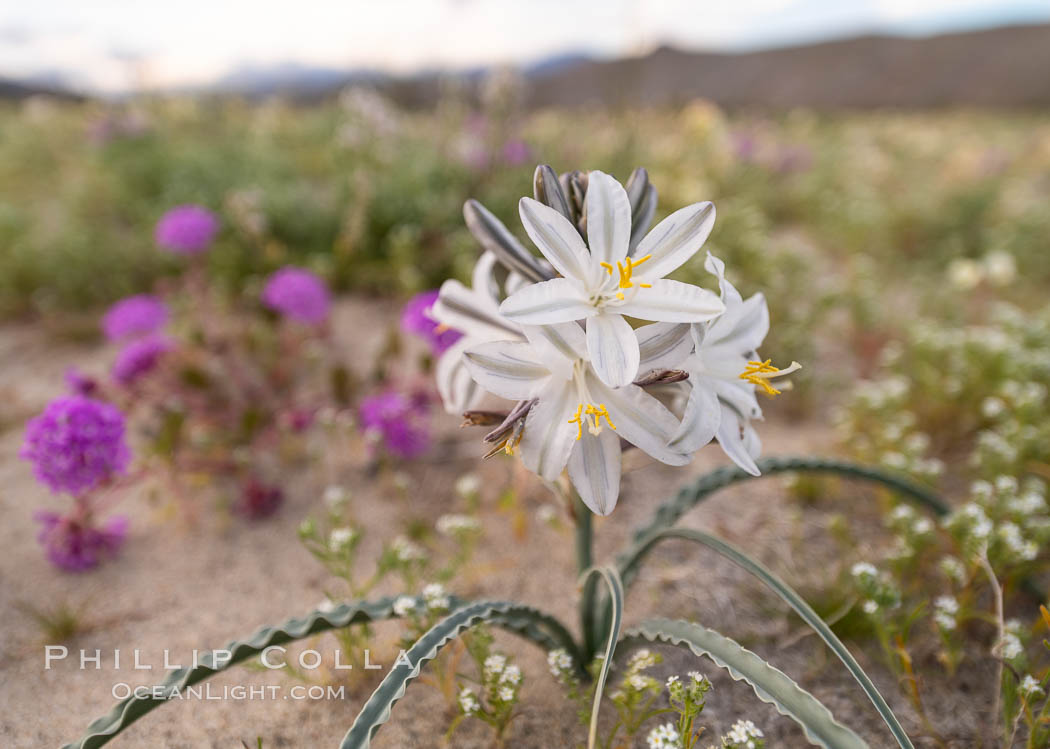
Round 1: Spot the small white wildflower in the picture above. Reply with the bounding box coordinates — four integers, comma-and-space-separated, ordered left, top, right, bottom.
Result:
970, 481, 994, 501
984, 250, 1017, 286
1020, 675, 1044, 698
547, 648, 573, 678
851, 562, 878, 579
392, 595, 417, 618
995, 475, 1019, 495
322, 485, 351, 510
890, 505, 916, 523
317, 598, 337, 614
940, 556, 966, 583
422, 583, 450, 611
646, 722, 681, 749
454, 473, 481, 499
726, 719, 764, 744
458, 687, 479, 715
666, 675, 680, 689
688, 670, 705, 683
500, 664, 522, 686
392, 536, 426, 563
912, 517, 933, 535
948, 258, 983, 290
328, 527, 356, 551
981, 397, 1006, 419
436, 514, 480, 536
934, 595, 959, 615
498, 685, 515, 702
484, 654, 507, 677
862, 600, 879, 615
628, 673, 651, 691
1000, 633, 1023, 661
628, 649, 657, 671
881, 451, 908, 470
536, 504, 557, 523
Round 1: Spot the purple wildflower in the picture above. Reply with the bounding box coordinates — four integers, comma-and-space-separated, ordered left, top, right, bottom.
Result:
400, 290, 462, 355
501, 138, 531, 166
34, 510, 128, 572
261, 266, 331, 325
155, 204, 219, 254
359, 389, 431, 459
101, 294, 169, 341
21, 396, 130, 495
236, 479, 284, 520
65, 368, 99, 397
112, 334, 174, 385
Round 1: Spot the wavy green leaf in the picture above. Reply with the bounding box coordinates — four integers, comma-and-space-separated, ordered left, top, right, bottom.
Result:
618, 528, 913, 749
625, 619, 868, 749
631, 456, 949, 548
64, 596, 578, 749
340, 599, 572, 747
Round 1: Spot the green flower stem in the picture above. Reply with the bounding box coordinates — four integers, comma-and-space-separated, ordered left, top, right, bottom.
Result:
575, 491, 599, 661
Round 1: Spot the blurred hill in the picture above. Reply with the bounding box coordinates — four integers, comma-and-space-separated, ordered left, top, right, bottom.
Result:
2, 23, 1048, 108
522, 23, 1050, 109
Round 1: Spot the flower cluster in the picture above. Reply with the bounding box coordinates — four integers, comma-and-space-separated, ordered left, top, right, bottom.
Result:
453, 628, 523, 744
155, 204, 219, 254
400, 290, 462, 355
102, 294, 169, 341
34, 511, 128, 572
22, 396, 131, 495
432, 166, 796, 515
261, 266, 331, 325
358, 389, 431, 460
716, 719, 765, 749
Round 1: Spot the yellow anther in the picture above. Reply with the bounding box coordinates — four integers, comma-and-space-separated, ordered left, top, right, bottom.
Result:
614, 253, 653, 289
639, 283, 652, 288
615, 291, 625, 301
568, 403, 585, 441
434, 323, 450, 334
599, 262, 615, 275
569, 403, 617, 440
739, 359, 802, 397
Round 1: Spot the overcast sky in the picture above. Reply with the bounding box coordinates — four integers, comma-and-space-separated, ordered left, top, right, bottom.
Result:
2, 0, 1048, 93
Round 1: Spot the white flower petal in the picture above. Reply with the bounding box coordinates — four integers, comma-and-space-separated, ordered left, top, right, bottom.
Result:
433, 279, 521, 340
436, 338, 481, 414
585, 170, 631, 267
500, 278, 596, 325
585, 372, 692, 466
568, 426, 622, 516
705, 291, 769, 354
709, 377, 763, 421
523, 322, 587, 378
616, 279, 724, 323
520, 380, 577, 481
636, 322, 694, 374
715, 402, 761, 476
470, 251, 501, 304
668, 382, 720, 453
463, 341, 551, 401
587, 313, 640, 388
519, 197, 591, 281
634, 202, 715, 281
703, 251, 742, 305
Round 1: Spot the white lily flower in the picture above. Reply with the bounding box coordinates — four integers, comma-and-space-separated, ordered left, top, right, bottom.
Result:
498, 171, 725, 388
669, 253, 799, 475
431, 251, 525, 414
462, 321, 690, 515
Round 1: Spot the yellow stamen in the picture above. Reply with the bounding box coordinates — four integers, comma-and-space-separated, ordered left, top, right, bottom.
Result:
615, 291, 625, 301
599, 262, 614, 275
739, 359, 802, 397
568, 402, 617, 440
434, 323, 450, 334
613, 253, 652, 289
